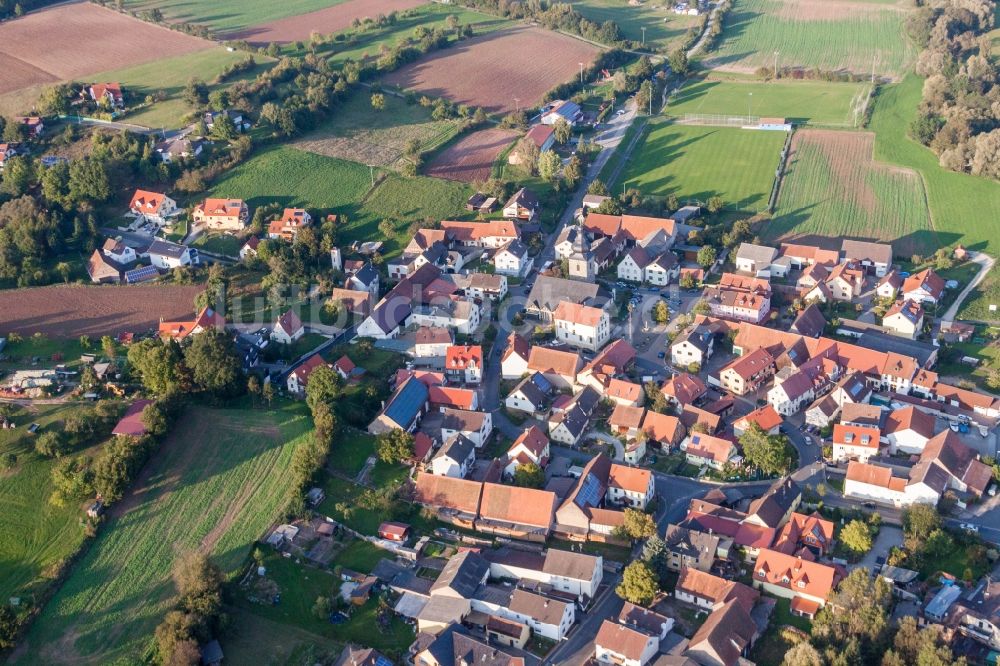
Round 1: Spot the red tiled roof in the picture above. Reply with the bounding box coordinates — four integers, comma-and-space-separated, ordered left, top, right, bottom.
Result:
735, 405, 783, 432
111, 399, 154, 437
553, 301, 605, 327
607, 463, 651, 494
445, 345, 483, 370
479, 483, 557, 528
753, 548, 838, 601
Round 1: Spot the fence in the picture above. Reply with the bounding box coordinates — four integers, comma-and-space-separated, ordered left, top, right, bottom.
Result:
679, 113, 760, 127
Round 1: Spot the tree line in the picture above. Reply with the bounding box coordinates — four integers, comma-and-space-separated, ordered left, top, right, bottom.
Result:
909, 0, 1000, 179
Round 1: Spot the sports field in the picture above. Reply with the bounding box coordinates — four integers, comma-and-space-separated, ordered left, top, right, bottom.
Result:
293, 89, 463, 171
209, 146, 472, 257
768, 129, 934, 256
569, 0, 703, 51
17, 404, 313, 665
666, 77, 872, 126
614, 121, 786, 212
705, 0, 915, 79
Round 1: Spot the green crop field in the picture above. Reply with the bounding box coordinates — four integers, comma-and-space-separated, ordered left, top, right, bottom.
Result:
768, 129, 934, 256
293, 89, 462, 170
612, 121, 786, 212
86, 48, 275, 130
123, 0, 348, 34
317, 5, 512, 66
569, 0, 702, 51
17, 404, 313, 665
705, 0, 915, 79
0, 404, 100, 603
209, 145, 472, 257
666, 77, 872, 126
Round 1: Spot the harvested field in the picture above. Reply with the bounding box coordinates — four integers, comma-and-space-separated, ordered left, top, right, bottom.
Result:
381, 26, 600, 113
0, 284, 204, 339
425, 128, 519, 182
768, 129, 934, 255
233, 0, 428, 44
0, 2, 211, 96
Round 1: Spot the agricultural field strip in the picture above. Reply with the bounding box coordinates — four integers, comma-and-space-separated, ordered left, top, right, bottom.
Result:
229, 0, 429, 44
20, 406, 312, 664
768, 129, 934, 256
705, 0, 915, 79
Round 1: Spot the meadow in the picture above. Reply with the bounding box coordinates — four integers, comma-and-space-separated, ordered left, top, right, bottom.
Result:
0, 404, 98, 603
665, 76, 871, 126
612, 121, 786, 212
209, 146, 472, 257
123, 0, 349, 34
768, 130, 934, 256
705, 0, 915, 79
17, 404, 313, 665
292, 89, 463, 170
569, 0, 702, 51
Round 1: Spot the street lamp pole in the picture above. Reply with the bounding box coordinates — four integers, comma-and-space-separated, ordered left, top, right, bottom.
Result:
579, 62, 584, 84
748, 92, 753, 124
774, 51, 779, 79
641, 26, 646, 47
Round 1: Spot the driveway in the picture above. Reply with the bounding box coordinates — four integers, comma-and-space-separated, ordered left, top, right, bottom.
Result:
941, 250, 995, 323
853, 525, 903, 573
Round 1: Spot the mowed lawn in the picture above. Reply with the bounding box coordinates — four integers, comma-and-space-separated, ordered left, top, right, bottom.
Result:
768, 129, 935, 256
86, 48, 275, 130
0, 404, 98, 603
123, 0, 349, 33
293, 89, 462, 170
209, 146, 472, 257
666, 77, 871, 126
569, 0, 702, 51
615, 121, 786, 212
17, 404, 313, 665
706, 0, 914, 79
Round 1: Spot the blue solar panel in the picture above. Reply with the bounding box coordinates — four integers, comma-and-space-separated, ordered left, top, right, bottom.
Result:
849, 382, 864, 397
125, 266, 159, 283
574, 473, 603, 508
692, 435, 701, 444
384, 379, 429, 427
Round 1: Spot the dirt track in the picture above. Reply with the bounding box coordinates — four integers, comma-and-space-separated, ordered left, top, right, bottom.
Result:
0, 284, 204, 338
0, 2, 211, 95
381, 26, 600, 114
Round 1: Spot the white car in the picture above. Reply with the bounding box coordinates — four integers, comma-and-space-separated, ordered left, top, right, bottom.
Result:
615, 109, 625, 116
960, 523, 980, 533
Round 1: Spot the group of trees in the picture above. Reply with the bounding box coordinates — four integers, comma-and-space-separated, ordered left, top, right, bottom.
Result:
908, 0, 1000, 178
127, 332, 243, 400
35, 400, 122, 460
153, 552, 226, 665
739, 423, 796, 476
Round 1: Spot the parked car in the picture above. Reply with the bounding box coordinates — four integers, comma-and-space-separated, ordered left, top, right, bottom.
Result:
657, 351, 666, 359
960, 523, 980, 533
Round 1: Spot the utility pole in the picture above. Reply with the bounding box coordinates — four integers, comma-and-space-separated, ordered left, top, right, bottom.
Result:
579, 62, 584, 84
514, 97, 520, 113
773, 51, 778, 79
748, 92, 752, 124
641, 26, 646, 47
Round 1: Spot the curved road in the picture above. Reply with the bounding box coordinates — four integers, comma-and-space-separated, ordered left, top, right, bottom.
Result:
940, 250, 995, 323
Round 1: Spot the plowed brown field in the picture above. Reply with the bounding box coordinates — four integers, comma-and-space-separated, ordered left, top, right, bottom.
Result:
426, 128, 518, 182
0, 284, 204, 338
382, 26, 600, 113
231, 0, 427, 44
0, 2, 211, 95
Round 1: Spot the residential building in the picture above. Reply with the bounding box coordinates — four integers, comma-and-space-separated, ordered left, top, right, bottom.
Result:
464, 272, 507, 302
505, 372, 553, 417
703, 273, 771, 323
751, 549, 839, 617
841, 239, 892, 277
733, 404, 782, 436
412, 473, 483, 529
663, 524, 720, 572
504, 426, 550, 477
790, 303, 827, 338
525, 275, 607, 322
440, 219, 519, 248
158, 306, 225, 341
682, 433, 737, 470
671, 325, 714, 369
191, 198, 248, 230
547, 387, 600, 445
594, 620, 659, 666
89, 82, 124, 107
485, 547, 603, 601
771, 512, 836, 558
826, 261, 866, 301
409, 297, 481, 336
685, 599, 758, 666
503, 187, 541, 222
440, 408, 493, 448
494, 239, 533, 277
877, 270, 903, 299
267, 208, 313, 241
346, 262, 380, 301
475, 483, 558, 542
147, 238, 193, 269
902, 268, 946, 305
884, 405, 936, 454
717, 348, 774, 395
883, 299, 924, 339
444, 345, 483, 384
832, 423, 881, 463
431, 434, 476, 478
272, 309, 304, 344
527, 345, 581, 390
368, 376, 429, 435
661, 373, 707, 407
414, 326, 454, 359
552, 301, 610, 352
607, 465, 654, 509
501, 332, 531, 379
128, 189, 177, 226
675, 567, 759, 614
735, 242, 779, 277
541, 99, 583, 126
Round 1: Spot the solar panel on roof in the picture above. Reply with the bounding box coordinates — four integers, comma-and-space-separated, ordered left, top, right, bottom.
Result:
692, 435, 701, 444
574, 473, 603, 509
125, 266, 158, 283
849, 383, 864, 397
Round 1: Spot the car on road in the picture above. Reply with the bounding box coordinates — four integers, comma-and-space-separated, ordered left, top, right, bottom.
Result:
615, 109, 625, 116
657, 351, 666, 359
960, 523, 980, 533
862, 501, 877, 509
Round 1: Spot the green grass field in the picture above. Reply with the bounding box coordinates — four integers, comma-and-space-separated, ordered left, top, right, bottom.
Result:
319, 4, 511, 66
86, 48, 274, 130
613, 120, 786, 212
210, 146, 472, 257
17, 403, 313, 665
569, 0, 702, 51
293, 89, 462, 170
666, 77, 871, 126
123, 0, 348, 34
768, 129, 934, 256
0, 404, 101, 603
706, 0, 915, 79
